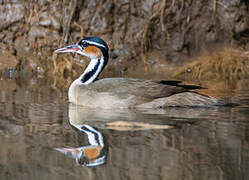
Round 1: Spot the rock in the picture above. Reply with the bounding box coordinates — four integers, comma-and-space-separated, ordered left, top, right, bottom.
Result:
0, 3, 25, 30
141, 0, 154, 14
39, 12, 54, 28
0, 43, 19, 72
14, 36, 30, 58
39, 19, 51, 27
51, 16, 61, 30
2, 30, 14, 45
28, 26, 49, 39
0, 33, 5, 41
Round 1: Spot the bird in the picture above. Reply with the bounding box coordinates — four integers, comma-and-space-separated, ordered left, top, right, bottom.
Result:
54, 37, 227, 109
55, 124, 107, 167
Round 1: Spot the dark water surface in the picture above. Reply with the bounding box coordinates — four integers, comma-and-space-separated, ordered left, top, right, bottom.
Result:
0, 78, 249, 180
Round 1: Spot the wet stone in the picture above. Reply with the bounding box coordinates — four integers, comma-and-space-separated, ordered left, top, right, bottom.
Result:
28, 26, 49, 39
0, 33, 5, 41
50, 16, 61, 30
39, 19, 52, 27
2, 31, 14, 45
141, 0, 154, 14
14, 36, 30, 58
0, 3, 25, 30
0, 43, 19, 72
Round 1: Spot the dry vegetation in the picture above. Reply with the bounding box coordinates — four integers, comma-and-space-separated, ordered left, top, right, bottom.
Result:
174, 48, 249, 81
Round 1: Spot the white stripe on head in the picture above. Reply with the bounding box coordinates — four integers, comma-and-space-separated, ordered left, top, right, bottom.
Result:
84, 40, 107, 49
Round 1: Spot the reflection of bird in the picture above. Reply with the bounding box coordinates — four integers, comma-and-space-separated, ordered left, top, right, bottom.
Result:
55, 37, 226, 108
56, 124, 107, 167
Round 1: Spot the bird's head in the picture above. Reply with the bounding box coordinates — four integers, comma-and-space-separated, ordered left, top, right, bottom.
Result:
54, 37, 109, 60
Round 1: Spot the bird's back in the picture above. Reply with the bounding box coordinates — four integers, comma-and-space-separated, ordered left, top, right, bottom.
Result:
70, 78, 225, 108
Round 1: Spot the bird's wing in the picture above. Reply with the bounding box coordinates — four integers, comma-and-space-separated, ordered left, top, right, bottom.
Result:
86, 78, 203, 99
131, 80, 202, 99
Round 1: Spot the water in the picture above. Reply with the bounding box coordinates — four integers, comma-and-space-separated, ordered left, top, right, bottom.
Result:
0, 78, 249, 180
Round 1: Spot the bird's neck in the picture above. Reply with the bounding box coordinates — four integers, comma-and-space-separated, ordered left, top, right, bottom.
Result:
77, 125, 104, 147
78, 56, 105, 85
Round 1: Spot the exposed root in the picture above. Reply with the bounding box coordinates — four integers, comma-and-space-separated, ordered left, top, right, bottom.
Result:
140, 5, 160, 72
52, 54, 58, 74
160, 0, 167, 32
74, 22, 85, 35
140, 0, 176, 72
180, 0, 185, 12
213, 0, 217, 12
61, 0, 77, 45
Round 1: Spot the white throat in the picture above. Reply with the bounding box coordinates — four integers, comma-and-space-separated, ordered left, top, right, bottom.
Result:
77, 56, 104, 85
68, 56, 104, 102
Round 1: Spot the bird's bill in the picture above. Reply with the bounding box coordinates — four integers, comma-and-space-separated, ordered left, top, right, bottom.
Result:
54, 44, 81, 53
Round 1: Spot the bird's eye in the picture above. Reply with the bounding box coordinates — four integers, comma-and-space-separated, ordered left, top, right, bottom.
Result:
81, 41, 88, 48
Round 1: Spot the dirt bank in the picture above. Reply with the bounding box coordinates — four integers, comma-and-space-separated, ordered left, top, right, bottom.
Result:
0, 0, 249, 86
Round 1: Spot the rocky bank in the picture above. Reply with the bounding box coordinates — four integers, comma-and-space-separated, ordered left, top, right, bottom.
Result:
0, 0, 249, 88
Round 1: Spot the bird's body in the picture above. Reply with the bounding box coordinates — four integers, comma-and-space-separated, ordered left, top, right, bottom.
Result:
55, 37, 226, 109
68, 77, 224, 108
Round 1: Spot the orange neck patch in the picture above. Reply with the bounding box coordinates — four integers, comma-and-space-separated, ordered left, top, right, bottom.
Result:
83, 146, 102, 160
83, 46, 102, 59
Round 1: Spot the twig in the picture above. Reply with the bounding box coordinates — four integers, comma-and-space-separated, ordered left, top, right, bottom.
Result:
160, 0, 167, 32
213, 0, 217, 12
61, 0, 77, 45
